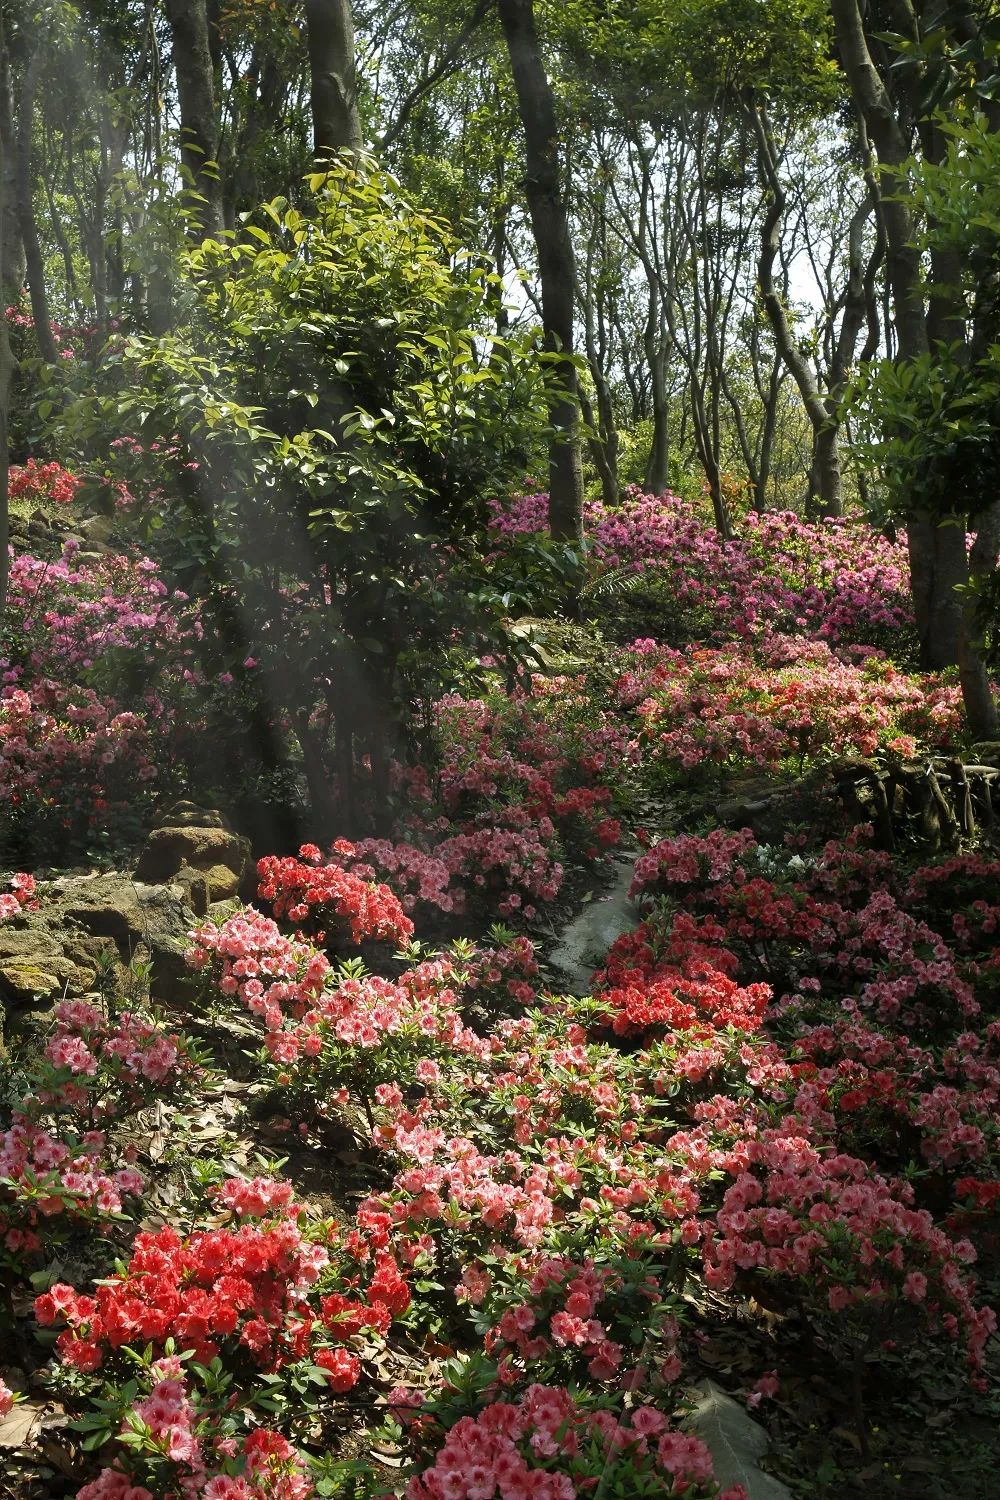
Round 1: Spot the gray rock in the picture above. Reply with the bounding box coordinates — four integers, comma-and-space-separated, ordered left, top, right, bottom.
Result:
687, 1381, 793, 1500
549, 857, 639, 994
0, 873, 197, 1033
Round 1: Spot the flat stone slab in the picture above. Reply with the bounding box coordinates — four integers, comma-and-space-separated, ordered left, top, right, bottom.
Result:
687, 1381, 793, 1500
548, 856, 639, 994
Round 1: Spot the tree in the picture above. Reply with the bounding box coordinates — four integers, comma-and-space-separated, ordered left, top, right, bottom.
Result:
58, 162, 549, 831
830, 0, 998, 672
165, 0, 224, 237
497, 0, 583, 544
849, 108, 1000, 737
304, 0, 362, 155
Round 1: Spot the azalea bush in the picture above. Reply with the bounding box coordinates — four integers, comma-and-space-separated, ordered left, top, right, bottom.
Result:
0, 546, 207, 860
1, 1005, 203, 1282
402, 1381, 750, 1500
489, 487, 913, 651
613, 635, 961, 779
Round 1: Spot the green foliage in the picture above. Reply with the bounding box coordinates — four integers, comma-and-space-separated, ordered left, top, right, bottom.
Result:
48, 156, 557, 823
846, 111, 1000, 526
550, 0, 838, 119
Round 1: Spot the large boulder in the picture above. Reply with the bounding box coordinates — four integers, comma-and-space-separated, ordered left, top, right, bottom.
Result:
134, 801, 252, 915
0, 873, 197, 1039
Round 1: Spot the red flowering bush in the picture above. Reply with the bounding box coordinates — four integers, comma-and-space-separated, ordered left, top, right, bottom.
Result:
9, 457, 82, 505
36, 1182, 408, 1384
257, 844, 415, 948
596, 969, 771, 1039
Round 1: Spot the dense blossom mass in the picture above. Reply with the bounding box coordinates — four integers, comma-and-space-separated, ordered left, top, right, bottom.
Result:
2, 470, 998, 1498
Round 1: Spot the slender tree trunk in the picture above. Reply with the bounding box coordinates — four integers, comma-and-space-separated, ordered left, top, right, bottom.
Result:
165, 0, 224, 236
304, 0, 362, 156
644, 312, 670, 495
959, 502, 1000, 738
644, 375, 671, 495
497, 0, 583, 543
0, 46, 22, 309
15, 48, 57, 363
831, 0, 963, 664
747, 98, 842, 517
577, 227, 619, 504
579, 386, 617, 507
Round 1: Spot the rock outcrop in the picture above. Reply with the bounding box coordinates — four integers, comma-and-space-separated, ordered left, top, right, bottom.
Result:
0, 872, 195, 1044
134, 802, 252, 916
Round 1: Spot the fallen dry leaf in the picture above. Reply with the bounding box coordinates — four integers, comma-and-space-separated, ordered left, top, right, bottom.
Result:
0, 1402, 45, 1451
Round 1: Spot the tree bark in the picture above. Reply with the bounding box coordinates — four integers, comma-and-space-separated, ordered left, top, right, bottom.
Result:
747, 98, 842, 517
831, 0, 964, 665
15, 47, 58, 363
959, 502, 1000, 739
304, 0, 362, 156
0, 45, 22, 309
165, 0, 224, 237
497, 0, 583, 544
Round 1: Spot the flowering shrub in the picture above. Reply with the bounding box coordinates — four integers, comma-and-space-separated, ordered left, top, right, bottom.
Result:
328, 826, 564, 925
0, 680, 163, 857
9, 457, 82, 505
35, 1205, 404, 1380
595, 969, 771, 1039
0, 999, 201, 1277
186, 907, 491, 1113
481, 1247, 685, 1388
703, 1133, 996, 1379
72, 1356, 318, 1499
0, 1117, 145, 1268
0, 870, 37, 919
36, 999, 203, 1122
257, 844, 415, 948
3, 550, 199, 687
404, 1383, 749, 1500
489, 487, 912, 648
620, 830, 983, 1037
614, 636, 960, 777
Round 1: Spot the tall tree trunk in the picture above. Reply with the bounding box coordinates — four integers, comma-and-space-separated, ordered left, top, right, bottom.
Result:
304, 0, 362, 156
747, 98, 842, 517
579, 386, 617, 507
644, 374, 670, 495
15, 47, 57, 363
165, 0, 224, 237
959, 502, 1000, 739
644, 310, 670, 495
831, 0, 962, 665
497, 0, 583, 544
0, 45, 22, 309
